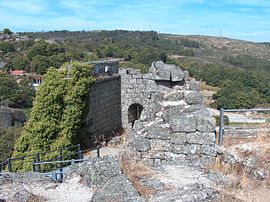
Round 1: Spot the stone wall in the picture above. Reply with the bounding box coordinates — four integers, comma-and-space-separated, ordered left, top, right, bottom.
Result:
0, 108, 26, 127
122, 61, 217, 166
84, 75, 122, 142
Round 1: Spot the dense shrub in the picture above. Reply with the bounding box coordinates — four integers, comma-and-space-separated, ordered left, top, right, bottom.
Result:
0, 126, 22, 161
12, 62, 95, 171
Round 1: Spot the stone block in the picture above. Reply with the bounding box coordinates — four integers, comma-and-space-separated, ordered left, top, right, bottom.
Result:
169, 115, 197, 133
196, 117, 215, 133
142, 150, 167, 159
195, 145, 216, 156
169, 133, 187, 144
185, 80, 199, 91
156, 70, 171, 81
184, 91, 203, 105
164, 91, 184, 101
128, 137, 151, 152
171, 144, 193, 155
186, 132, 215, 145
151, 139, 170, 151
146, 124, 171, 140
170, 68, 185, 82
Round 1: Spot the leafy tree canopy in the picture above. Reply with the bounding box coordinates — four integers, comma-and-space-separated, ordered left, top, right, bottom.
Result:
12, 62, 95, 171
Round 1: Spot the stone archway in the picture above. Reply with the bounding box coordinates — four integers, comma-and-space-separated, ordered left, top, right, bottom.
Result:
128, 103, 143, 127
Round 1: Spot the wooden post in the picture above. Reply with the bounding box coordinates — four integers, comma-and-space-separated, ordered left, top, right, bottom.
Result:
219, 108, 224, 145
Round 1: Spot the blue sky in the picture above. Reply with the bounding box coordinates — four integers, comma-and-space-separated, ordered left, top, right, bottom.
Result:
0, 0, 270, 42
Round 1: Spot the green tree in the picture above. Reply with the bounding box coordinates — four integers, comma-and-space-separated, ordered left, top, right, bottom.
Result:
2, 28, 12, 35
0, 73, 35, 108
0, 41, 15, 54
12, 62, 95, 171
0, 126, 22, 161
4, 54, 30, 71
30, 55, 51, 74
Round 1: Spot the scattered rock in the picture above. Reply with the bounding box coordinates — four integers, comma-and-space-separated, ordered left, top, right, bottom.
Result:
91, 174, 144, 202
65, 156, 121, 188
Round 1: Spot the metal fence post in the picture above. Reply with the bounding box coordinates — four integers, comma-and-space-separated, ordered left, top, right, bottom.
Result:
36, 152, 40, 172
7, 158, 12, 172
218, 108, 224, 145
59, 147, 63, 182
97, 146, 100, 157
77, 144, 83, 159
32, 161, 35, 172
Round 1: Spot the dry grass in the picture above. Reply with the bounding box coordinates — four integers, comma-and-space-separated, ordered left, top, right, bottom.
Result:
119, 154, 156, 198
199, 81, 219, 92
211, 129, 270, 202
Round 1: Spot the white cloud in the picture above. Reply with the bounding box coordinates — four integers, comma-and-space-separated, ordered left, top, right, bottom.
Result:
0, 0, 47, 14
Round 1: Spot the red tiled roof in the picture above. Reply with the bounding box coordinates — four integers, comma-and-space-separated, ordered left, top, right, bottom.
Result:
10, 70, 26, 75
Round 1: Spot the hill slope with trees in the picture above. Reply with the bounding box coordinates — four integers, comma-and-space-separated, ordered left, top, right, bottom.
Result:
1, 29, 270, 110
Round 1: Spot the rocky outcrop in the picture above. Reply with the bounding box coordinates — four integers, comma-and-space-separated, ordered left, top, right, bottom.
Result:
66, 156, 144, 202
0, 157, 144, 202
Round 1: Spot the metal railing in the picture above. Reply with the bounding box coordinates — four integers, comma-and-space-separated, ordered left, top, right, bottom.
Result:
0, 144, 101, 173
218, 108, 270, 145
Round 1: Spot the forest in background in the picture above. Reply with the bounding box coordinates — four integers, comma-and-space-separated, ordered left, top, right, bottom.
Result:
1, 29, 270, 110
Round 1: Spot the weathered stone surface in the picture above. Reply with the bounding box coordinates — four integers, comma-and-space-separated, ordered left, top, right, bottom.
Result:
195, 145, 216, 156
151, 183, 217, 202
0, 172, 53, 185
66, 156, 121, 188
122, 61, 217, 171
91, 174, 144, 202
196, 117, 215, 132
170, 67, 185, 82
162, 105, 187, 123
183, 71, 190, 81
164, 91, 184, 101
150, 61, 185, 82
169, 115, 197, 133
184, 91, 203, 105
142, 150, 167, 160
151, 139, 170, 151
146, 125, 171, 140
185, 81, 199, 91
171, 144, 195, 155
128, 137, 151, 152
169, 133, 187, 144
186, 132, 216, 145
184, 106, 215, 132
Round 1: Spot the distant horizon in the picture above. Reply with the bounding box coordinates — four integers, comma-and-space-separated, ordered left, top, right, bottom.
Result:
6, 29, 266, 43
1, 0, 270, 42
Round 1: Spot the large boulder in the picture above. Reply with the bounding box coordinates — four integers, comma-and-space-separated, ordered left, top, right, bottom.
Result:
65, 156, 121, 188
150, 61, 185, 82
91, 174, 144, 202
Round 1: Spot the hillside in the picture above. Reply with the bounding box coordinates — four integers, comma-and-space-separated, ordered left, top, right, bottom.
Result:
161, 34, 270, 109
1, 30, 270, 109
163, 34, 270, 61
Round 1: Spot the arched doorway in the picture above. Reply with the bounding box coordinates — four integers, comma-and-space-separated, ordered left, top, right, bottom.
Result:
128, 103, 143, 127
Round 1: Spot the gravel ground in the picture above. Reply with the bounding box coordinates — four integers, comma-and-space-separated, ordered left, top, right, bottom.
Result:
0, 173, 94, 202
29, 175, 94, 202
